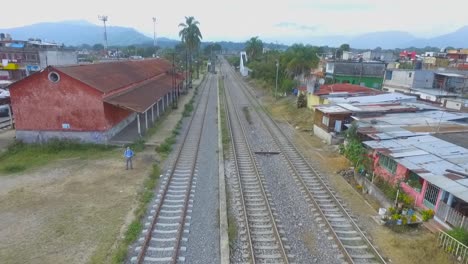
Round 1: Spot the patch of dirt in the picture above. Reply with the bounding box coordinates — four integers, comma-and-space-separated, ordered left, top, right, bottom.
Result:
254, 84, 454, 264
0, 150, 154, 264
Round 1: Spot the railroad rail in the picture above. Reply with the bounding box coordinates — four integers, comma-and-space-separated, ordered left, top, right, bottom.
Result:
133, 75, 213, 264
223, 58, 386, 264
222, 67, 290, 264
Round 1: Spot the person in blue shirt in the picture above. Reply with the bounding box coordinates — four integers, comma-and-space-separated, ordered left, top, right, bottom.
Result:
123, 146, 134, 170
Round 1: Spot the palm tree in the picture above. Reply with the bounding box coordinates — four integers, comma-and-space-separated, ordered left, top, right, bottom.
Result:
245, 36, 263, 61
179, 16, 202, 87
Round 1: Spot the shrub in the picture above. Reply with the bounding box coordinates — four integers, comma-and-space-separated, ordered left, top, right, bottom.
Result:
421, 209, 435, 221
447, 228, 468, 246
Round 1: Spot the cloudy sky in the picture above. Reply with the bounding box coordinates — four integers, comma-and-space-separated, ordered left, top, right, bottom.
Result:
1, 0, 467, 44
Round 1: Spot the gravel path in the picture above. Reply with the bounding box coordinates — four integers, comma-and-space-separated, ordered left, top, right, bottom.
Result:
128, 74, 220, 263
222, 60, 344, 263
184, 74, 220, 263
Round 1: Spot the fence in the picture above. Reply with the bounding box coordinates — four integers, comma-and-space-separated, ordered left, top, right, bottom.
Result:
0, 104, 14, 130
438, 230, 468, 263
436, 202, 468, 231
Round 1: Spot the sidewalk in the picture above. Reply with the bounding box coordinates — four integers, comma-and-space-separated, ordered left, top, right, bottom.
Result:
146, 75, 205, 146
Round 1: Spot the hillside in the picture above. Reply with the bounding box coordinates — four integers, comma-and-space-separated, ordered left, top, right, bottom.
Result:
0, 20, 153, 46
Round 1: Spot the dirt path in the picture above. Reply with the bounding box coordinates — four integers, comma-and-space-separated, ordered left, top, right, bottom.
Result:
254, 87, 454, 264
0, 76, 205, 264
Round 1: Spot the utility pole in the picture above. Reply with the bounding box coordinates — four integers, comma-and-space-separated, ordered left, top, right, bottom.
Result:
275, 59, 279, 100
152, 17, 157, 57
98, 15, 108, 55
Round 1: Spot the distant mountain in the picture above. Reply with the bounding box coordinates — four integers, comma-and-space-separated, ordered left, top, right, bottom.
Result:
0, 20, 153, 46
306, 27, 468, 49
348, 31, 417, 49
405, 26, 468, 49
1, 21, 466, 49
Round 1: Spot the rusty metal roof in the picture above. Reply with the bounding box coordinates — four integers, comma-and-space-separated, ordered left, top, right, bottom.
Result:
103, 74, 182, 113
55, 59, 173, 93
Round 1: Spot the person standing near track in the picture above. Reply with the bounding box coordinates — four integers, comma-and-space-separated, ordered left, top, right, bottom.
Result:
123, 146, 134, 170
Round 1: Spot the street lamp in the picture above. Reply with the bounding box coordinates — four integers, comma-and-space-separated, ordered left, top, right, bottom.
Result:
275, 59, 279, 100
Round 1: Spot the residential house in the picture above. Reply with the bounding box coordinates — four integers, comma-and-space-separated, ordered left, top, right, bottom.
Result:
362, 50, 396, 62
354, 110, 468, 228
307, 83, 381, 110
325, 61, 386, 89
313, 101, 420, 144
0, 35, 77, 82
383, 69, 467, 103
447, 49, 468, 63
9, 59, 184, 144
399, 51, 417, 61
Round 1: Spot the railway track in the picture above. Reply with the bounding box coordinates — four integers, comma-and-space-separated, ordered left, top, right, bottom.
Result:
131, 75, 213, 264
223, 58, 386, 264
223, 69, 291, 264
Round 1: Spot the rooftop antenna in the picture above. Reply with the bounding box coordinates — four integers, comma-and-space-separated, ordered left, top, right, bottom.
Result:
98, 15, 109, 54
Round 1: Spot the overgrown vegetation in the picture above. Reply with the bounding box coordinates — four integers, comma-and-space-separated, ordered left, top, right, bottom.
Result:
242, 106, 252, 125
112, 163, 160, 263
219, 77, 231, 157
233, 39, 322, 97
447, 227, 468, 246
182, 98, 195, 117
0, 139, 113, 174
339, 122, 371, 172
374, 176, 415, 208
421, 209, 435, 221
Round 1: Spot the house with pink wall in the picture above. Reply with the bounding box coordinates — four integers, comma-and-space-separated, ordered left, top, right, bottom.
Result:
364, 135, 468, 229
353, 109, 468, 229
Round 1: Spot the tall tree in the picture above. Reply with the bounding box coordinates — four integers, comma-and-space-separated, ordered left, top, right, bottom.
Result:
179, 16, 203, 87
245, 36, 263, 61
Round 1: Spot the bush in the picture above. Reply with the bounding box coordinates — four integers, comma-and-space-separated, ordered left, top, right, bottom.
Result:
447, 227, 468, 246
421, 209, 435, 221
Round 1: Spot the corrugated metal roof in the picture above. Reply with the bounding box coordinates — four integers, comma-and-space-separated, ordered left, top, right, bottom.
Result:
364, 135, 468, 201
329, 93, 417, 104
55, 59, 173, 93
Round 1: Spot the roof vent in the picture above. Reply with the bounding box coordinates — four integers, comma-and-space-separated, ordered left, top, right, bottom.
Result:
48, 71, 60, 83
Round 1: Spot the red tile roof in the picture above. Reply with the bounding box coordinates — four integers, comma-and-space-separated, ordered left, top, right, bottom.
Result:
55, 59, 174, 93
314, 83, 381, 96
103, 73, 182, 113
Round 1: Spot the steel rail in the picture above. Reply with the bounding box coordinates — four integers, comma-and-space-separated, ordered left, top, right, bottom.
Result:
224, 58, 386, 264
222, 65, 290, 264
136, 75, 212, 264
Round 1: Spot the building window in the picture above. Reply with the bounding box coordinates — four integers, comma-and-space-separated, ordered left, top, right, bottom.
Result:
48, 71, 60, 83
385, 70, 393, 80
322, 116, 330, 126
378, 153, 397, 174
406, 171, 422, 192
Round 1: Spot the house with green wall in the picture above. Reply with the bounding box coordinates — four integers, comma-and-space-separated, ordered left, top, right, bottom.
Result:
326, 61, 386, 89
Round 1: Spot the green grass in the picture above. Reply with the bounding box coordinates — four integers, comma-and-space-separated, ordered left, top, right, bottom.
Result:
242, 106, 252, 125
227, 214, 237, 249
111, 163, 160, 263
218, 77, 231, 158
182, 98, 195, 117
0, 140, 114, 175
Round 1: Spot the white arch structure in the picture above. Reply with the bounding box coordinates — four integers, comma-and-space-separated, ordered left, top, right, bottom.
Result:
240, 51, 250, 77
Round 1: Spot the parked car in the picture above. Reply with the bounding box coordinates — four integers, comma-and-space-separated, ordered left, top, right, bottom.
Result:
0, 104, 10, 117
